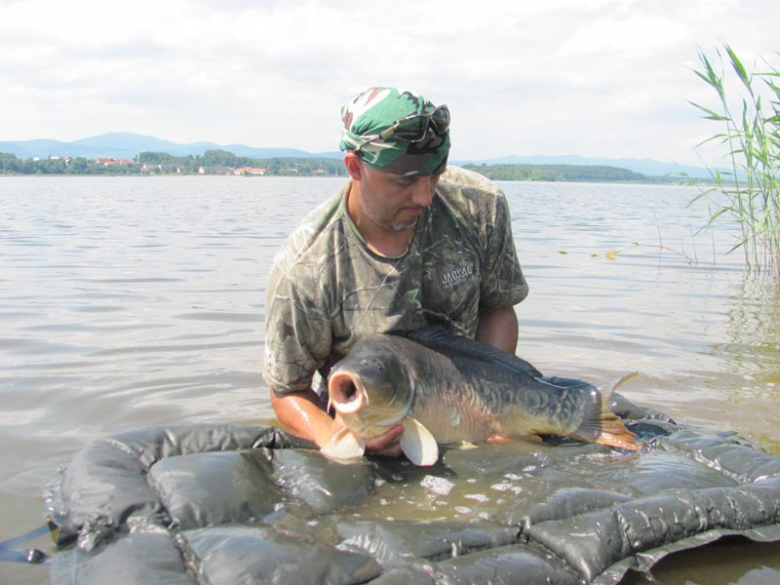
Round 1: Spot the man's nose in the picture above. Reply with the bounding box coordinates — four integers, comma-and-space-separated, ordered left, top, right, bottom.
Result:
409, 177, 436, 207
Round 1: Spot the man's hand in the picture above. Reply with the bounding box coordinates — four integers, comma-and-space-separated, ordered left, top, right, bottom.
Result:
271, 388, 405, 457
363, 424, 404, 457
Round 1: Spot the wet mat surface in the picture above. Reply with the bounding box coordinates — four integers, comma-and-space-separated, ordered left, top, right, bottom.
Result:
44, 400, 780, 584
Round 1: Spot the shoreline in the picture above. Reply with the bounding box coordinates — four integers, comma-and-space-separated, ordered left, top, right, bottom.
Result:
0, 172, 711, 186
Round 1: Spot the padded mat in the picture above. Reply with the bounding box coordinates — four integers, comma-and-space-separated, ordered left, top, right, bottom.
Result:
44, 399, 780, 584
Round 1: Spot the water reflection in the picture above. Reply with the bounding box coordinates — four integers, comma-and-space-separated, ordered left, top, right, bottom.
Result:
716, 275, 780, 375
703, 274, 780, 452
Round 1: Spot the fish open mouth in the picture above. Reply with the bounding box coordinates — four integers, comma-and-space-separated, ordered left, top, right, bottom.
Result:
327, 372, 365, 414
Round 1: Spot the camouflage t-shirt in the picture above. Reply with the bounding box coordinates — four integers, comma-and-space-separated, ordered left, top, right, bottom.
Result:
263, 166, 529, 393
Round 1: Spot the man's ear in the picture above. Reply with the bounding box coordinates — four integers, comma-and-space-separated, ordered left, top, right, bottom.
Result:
344, 152, 364, 181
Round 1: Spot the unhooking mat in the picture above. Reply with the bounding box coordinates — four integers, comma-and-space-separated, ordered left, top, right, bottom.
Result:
43, 396, 780, 585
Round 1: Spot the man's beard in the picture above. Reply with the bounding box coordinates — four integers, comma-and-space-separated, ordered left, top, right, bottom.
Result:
390, 217, 419, 232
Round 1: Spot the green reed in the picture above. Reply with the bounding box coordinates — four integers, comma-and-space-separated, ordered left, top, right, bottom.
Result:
690, 45, 780, 275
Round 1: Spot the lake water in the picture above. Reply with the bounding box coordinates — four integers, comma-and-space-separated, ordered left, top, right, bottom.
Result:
1, 175, 779, 584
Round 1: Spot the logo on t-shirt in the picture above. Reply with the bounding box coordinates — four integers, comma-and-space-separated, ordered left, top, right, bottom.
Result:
441, 265, 473, 288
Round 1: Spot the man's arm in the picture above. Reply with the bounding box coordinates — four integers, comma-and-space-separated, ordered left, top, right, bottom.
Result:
270, 388, 404, 455
270, 387, 338, 447
475, 306, 518, 354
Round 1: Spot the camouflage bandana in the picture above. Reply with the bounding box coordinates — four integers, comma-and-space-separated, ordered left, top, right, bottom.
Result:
339, 87, 451, 176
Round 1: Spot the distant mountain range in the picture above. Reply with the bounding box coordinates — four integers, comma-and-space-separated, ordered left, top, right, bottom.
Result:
0, 132, 338, 161
0, 132, 713, 178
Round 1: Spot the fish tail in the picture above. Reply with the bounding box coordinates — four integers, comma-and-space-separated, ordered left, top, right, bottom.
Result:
570, 372, 640, 451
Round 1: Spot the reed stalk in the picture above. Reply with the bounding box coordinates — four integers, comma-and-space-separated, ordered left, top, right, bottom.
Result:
690, 45, 780, 276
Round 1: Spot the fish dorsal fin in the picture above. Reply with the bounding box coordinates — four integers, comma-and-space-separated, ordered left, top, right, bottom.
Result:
400, 416, 439, 466
599, 371, 640, 398
320, 427, 366, 460
406, 326, 543, 378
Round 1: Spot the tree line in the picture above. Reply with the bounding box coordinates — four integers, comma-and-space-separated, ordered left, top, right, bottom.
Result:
0, 152, 136, 175
0, 149, 348, 176
2, 150, 691, 184
462, 163, 656, 183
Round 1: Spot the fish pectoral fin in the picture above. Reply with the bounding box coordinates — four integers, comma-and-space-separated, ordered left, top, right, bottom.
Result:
400, 417, 439, 466
320, 427, 366, 460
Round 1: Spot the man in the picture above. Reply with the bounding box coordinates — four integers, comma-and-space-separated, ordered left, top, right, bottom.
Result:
264, 87, 528, 456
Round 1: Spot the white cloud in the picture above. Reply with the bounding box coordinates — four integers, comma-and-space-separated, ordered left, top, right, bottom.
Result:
0, 0, 777, 165
559, 14, 689, 58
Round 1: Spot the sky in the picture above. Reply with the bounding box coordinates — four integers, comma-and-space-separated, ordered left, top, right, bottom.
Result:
1, 0, 777, 167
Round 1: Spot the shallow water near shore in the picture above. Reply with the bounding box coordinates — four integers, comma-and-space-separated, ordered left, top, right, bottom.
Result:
1, 175, 779, 583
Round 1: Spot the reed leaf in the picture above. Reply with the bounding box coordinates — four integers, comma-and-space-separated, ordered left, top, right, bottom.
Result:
727, 45, 753, 95
692, 45, 780, 275
689, 101, 730, 121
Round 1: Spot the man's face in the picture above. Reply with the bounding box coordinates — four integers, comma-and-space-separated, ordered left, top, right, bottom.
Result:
350, 158, 443, 233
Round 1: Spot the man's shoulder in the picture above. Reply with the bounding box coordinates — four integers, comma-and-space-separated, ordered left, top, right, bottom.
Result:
434, 166, 506, 225
439, 166, 503, 198
275, 183, 349, 262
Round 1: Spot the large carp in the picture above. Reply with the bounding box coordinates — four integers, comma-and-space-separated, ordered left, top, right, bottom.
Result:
322, 328, 638, 466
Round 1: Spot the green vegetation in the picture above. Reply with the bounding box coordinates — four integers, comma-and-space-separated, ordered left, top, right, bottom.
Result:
461, 163, 664, 183
691, 45, 780, 275
0, 152, 137, 175
3, 148, 700, 186
0, 150, 348, 177
2, 149, 690, 184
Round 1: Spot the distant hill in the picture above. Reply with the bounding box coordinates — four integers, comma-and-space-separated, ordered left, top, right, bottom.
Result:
460, 163, 650, 183
0, 132, 343, 161
1, 132, 712, 178
455, 154, 711, 179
